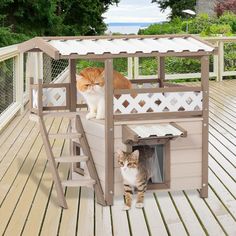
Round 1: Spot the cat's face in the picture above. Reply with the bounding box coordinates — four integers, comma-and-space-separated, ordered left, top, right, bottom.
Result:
117, 150, 139, 171
76, 68, 105, 95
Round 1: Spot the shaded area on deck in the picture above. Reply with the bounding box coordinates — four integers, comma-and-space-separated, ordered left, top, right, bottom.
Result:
0, 81, 235, 236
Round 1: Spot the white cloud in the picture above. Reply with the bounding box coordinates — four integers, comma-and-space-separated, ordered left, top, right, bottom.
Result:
103, 0, 170, 23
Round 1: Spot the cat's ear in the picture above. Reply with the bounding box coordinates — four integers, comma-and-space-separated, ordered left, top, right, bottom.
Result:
131, 150, 139, 161
116, 149, 124, 158
76, 74, 82, 81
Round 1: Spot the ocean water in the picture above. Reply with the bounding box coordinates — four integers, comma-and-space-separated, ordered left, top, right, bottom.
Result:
107, 25, 144, 34
106, 23, 156, 34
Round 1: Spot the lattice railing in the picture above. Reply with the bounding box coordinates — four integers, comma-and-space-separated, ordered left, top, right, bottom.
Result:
114, 91, 202, 114
42, 88, 67, 107
30, 82, 70, 112
32, 88, 67, 109
29, 53, 70, 109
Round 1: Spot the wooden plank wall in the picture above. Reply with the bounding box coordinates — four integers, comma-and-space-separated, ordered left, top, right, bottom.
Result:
80, 112, 202, 196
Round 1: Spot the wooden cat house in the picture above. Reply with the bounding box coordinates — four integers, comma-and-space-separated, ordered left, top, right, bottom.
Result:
18, 35, 216, 208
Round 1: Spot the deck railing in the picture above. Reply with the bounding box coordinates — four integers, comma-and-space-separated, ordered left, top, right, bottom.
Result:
131, 36, 236, 82
0, 35, 235, 131
0, 47, 69, 132
0, 45, 24, 131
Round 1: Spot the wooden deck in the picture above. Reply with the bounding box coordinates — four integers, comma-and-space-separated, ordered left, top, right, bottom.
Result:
0, 80, 236, 236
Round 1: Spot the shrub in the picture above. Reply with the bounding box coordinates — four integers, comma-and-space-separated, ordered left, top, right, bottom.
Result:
209, 24, 232, 36
76, 58, 128, 75
224, 43, 236, 71
139, 58, 157, 75
138, 18, 183, 35
219, 12, 236, 32
183, 14, 218, 35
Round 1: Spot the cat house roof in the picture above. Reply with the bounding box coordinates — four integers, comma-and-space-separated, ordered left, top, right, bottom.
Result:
18, 35, 216, 59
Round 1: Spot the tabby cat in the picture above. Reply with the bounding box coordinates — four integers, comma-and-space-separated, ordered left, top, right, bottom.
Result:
76, 67, 132, 120
116, 146, 154, 210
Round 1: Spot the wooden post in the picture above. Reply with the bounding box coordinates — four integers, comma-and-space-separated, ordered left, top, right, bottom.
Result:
69, 59, 77, 175
127, 57, 133, 79
200, 55, 209, 198
69, 59, 76, 112
105, 59, 114, 205
33, 53, 39, 83
158, 57, 165, 87
15, 52, 24, 114
29, 77, 34, 112
25, 53, 35, 101
37, 79, 43, 116
134, 57, 139, 79
38, 52, 43, 82
216, 41, 224, 82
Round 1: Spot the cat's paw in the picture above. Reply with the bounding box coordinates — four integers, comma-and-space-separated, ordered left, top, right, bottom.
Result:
86, 112, 96, 120
135, 202, 144, 209
96, 113, 105, 120
122, 205, 131, 211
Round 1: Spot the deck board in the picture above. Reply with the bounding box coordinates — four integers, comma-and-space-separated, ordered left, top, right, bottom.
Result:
112, 196, 132, 236
185, 190, 226, 235
170, 191, 205, 236
0, 80, 236, 235
156, 192, 188, 236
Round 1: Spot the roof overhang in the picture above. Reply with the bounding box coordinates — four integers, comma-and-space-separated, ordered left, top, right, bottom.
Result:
18, 35, 217, 60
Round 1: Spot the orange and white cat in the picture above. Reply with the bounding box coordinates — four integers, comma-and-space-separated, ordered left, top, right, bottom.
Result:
76, 67, 132, 119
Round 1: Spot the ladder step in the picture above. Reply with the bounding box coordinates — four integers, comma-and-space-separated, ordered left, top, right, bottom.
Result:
43, 112, 78, 118
62, 179, 96, 187
55, 155, 88, 163
49, 133, 81, 139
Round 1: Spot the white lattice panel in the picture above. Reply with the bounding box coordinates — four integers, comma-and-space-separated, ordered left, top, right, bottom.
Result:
32, 87, 67, 108
43, 88, 66, 106
114, 91, 202, 114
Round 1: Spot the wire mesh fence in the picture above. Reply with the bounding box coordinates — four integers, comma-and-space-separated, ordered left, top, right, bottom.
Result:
23, 53, 28, 92
0, 57, 16, 115
43, 53, 69, 83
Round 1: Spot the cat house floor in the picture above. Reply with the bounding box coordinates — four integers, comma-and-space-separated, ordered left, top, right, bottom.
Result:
0, 81, 235, 236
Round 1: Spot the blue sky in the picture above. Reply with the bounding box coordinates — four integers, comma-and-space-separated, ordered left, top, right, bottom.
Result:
103, 0, 170, 23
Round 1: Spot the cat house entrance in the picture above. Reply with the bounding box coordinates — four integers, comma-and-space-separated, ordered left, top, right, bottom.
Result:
132, 142, 170, 190
122, 123, 187, 190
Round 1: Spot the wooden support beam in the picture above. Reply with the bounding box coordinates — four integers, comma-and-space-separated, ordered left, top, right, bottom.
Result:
217, 41, 224, 82
105, 59, 114, 205
200, 55, 209, 198
158, 57, 165, 87
127, 57, 133, 79
37, 79, 43, 116
29, 77, 34, 112
69, 59, 77, 175
69, 59, 76, 112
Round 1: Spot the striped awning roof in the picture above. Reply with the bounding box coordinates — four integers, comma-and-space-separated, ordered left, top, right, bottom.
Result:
18, 35, 216, 59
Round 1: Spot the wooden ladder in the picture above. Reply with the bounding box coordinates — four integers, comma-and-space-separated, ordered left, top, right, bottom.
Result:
30, 112, 106, 208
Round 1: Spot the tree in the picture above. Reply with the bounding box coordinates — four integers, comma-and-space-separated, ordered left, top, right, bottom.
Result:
57, 0, 119, 36
152, 0, 196, 20
0, 0, 119, 46
215, 0, 236, 17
